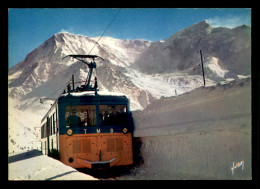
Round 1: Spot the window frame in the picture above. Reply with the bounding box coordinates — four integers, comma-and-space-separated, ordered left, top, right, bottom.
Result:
99, 104, 128, 126
65, 105, 97, 127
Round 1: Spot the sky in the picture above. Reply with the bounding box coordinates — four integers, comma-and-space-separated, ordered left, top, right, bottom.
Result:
8, 8, 251, 69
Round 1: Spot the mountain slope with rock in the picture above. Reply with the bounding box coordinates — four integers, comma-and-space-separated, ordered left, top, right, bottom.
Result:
133, 21, 251, 82
8, 32, 155, 110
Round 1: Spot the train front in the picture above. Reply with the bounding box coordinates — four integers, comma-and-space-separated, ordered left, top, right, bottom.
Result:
58, 92, 133, 169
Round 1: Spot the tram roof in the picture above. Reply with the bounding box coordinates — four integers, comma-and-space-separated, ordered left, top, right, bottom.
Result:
60, 91, 127, 97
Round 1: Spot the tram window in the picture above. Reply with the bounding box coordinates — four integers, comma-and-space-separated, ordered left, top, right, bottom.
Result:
41, 125, 44, 139
44, 123, 47, 138
43, 123, 47, 138
65, 105, 96, 127
53, 113, 56, 134
50, 116, 53, 135
99, 105, 127, 126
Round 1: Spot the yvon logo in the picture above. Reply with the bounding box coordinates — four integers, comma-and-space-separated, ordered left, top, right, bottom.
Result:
231, 160, 244, 175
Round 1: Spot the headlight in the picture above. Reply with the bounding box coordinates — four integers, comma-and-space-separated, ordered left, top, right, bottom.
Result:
122, 128, 128, 134
68, 157, 74, 163
67, 128, 73, 136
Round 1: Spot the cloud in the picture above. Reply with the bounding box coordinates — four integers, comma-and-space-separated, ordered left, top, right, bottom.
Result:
59, 29, 70, 33
206, 15, 251, 28
58, 26, 77, 34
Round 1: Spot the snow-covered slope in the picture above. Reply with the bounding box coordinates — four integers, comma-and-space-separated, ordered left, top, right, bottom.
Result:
124, 68, 216, 98
133, 76, 251, 137
8, 97, 46, 153
124, 76, 251, 180
91, 36, 151, 67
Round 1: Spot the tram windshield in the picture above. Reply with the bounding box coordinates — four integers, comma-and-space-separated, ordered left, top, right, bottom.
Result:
99, 105, 127, 126
65, 105, 96, 127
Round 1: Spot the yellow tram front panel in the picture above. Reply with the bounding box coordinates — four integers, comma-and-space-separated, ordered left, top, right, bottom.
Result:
59, 133, 133, 168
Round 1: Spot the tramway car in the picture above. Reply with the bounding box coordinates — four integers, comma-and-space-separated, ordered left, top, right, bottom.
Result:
40, 55, 133, 169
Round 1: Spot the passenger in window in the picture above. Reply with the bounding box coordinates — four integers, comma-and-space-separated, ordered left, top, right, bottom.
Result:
102, 111, 110, 125
117, 109, 127, 125
99, 111, 106, 125
108, 109, 116, 125
82, 109, 91, 126
66, 109, 82, 127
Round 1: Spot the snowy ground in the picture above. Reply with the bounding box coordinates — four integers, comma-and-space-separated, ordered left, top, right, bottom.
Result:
8, 150, 97, 180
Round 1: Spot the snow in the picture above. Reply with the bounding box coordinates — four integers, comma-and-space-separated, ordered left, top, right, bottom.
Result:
124, 77, 251, 180
8, 150, 97, 180
124, 68, 216, 99
91, 36, 151, 67
132, 77, 251, 137
8, 98, 43, 154
61, 90, 126, 97
220, 78, 236, 85
8, 70, 22, 83
237, 74, 250, 79
98, 91, 126, 96
206, 57, 229, 78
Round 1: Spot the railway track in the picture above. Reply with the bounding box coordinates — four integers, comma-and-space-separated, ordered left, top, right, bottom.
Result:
77, 166, 133, 179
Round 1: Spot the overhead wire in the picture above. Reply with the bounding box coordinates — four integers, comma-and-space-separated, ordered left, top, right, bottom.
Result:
88, 8, 121, 55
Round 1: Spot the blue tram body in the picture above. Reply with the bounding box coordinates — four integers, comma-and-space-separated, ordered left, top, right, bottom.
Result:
58, 93, 132, 135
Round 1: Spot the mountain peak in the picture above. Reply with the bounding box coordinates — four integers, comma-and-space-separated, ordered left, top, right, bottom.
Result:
54, 32, 90, 40
54, 32, 75, 37
234, 24, 251, 31
196, 20, 210, 27
186, 20, 212, 32
165, 20, 212, 45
